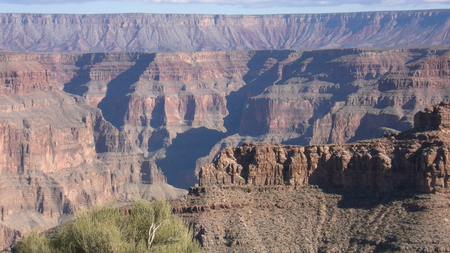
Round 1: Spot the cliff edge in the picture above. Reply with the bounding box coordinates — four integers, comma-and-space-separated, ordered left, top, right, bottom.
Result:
199, 102, 450, 193
175, 103, 450, 252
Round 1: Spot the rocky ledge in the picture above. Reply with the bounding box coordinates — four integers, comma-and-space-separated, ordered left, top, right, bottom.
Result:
199, 102, 450, 193
175, 103, 450, 252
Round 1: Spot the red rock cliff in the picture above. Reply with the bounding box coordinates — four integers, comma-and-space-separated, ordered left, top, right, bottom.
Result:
2, 47, 450, 189
199, 102, 450, 193
0, 53, 182, 250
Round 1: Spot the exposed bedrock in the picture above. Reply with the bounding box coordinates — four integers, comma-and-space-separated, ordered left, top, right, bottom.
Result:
0, 55, 183, 250
199, 102, 450, 193
184, 103, 450, 252
1, 10, 450, 52
3, 47, 450, 189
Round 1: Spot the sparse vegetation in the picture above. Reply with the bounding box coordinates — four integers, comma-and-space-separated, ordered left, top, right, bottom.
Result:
13, 199, 200, 253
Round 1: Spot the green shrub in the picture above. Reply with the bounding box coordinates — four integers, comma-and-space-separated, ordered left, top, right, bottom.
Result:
13, 199, 200, 253
13, 230, 53, 253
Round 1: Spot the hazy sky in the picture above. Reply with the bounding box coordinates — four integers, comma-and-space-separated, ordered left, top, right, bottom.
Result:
0, 0, 449, 15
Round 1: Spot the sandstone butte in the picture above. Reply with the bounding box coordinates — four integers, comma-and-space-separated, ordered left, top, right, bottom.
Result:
174, 102, 450, 252
0, 11, 450, 53
1, 46, 450, 250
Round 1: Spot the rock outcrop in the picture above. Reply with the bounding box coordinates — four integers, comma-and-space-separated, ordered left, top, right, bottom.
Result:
175, 103, 450, 252
1, 11, 450, 53
199, 102, 450, 193
2, 46, 450, 249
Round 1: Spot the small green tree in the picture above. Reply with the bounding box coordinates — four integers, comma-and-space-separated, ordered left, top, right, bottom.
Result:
13, 199, 200, 253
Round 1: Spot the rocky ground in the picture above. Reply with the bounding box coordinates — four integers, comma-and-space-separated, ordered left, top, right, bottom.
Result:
172, 102, 450, 252
175, 186, 450, 253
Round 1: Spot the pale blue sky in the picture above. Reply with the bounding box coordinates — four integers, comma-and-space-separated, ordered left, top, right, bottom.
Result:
0, 0, 449, 15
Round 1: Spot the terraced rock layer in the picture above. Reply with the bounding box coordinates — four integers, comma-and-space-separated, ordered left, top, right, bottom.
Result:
0, 53, 185, 250
2, 47, 450, 190
1, 10, 450, 53
200, 102, 450, 193
174, 103, 450, 252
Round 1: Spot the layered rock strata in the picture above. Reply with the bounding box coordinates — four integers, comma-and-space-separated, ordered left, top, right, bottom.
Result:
199, 102, 450, 193
0, 53, 184, 250
2, 46, 450, 249
177, 103, 450, 252
1, 11, 450, 53
2, 47, 450, 189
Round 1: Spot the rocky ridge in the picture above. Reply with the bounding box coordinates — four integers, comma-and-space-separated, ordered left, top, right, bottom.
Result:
199, 102, 450, 193
56, 47, 450, 188
174, 103, 450, 252
1, 11, 450, 53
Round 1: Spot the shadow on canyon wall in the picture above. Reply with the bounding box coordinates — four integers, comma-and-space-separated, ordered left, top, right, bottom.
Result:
156, 127, 227, 189
223, 50, 294, 135
98, 53, 156, 129
63, 53, 106, 96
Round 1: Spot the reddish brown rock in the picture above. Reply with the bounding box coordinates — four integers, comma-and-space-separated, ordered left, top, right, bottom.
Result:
3, 46, 450, 248
2, 47, 450, 190
199, 103, 450, 193
0, 56, 185, 250
181, 104, 450, 252
414, 101, 450, 131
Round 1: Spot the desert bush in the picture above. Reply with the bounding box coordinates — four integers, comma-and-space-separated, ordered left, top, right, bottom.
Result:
13, 230, 53, 253
13, 199, 199, 253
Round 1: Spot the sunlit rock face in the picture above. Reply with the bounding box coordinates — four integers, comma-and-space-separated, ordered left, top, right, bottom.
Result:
177, 105, 450, 253
1, 11, 450, 53
0, 53, 182, 250
1, 45, 450, 249
3, 47, 450, 191
2, 9, 450, 251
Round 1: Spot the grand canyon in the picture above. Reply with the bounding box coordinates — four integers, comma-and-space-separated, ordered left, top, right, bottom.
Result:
1, 9, 450, 252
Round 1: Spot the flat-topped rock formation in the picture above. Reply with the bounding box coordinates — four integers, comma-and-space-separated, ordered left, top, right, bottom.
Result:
1, 11, 450, 53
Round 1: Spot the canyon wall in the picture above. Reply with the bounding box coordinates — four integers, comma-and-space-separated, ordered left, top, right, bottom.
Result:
2, 46, 450, 249
0, 11, 450, 53
2, 47, 450, 190
0, 53, 184, 250
54, 47, 450, 189
2, 9, 450, 251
